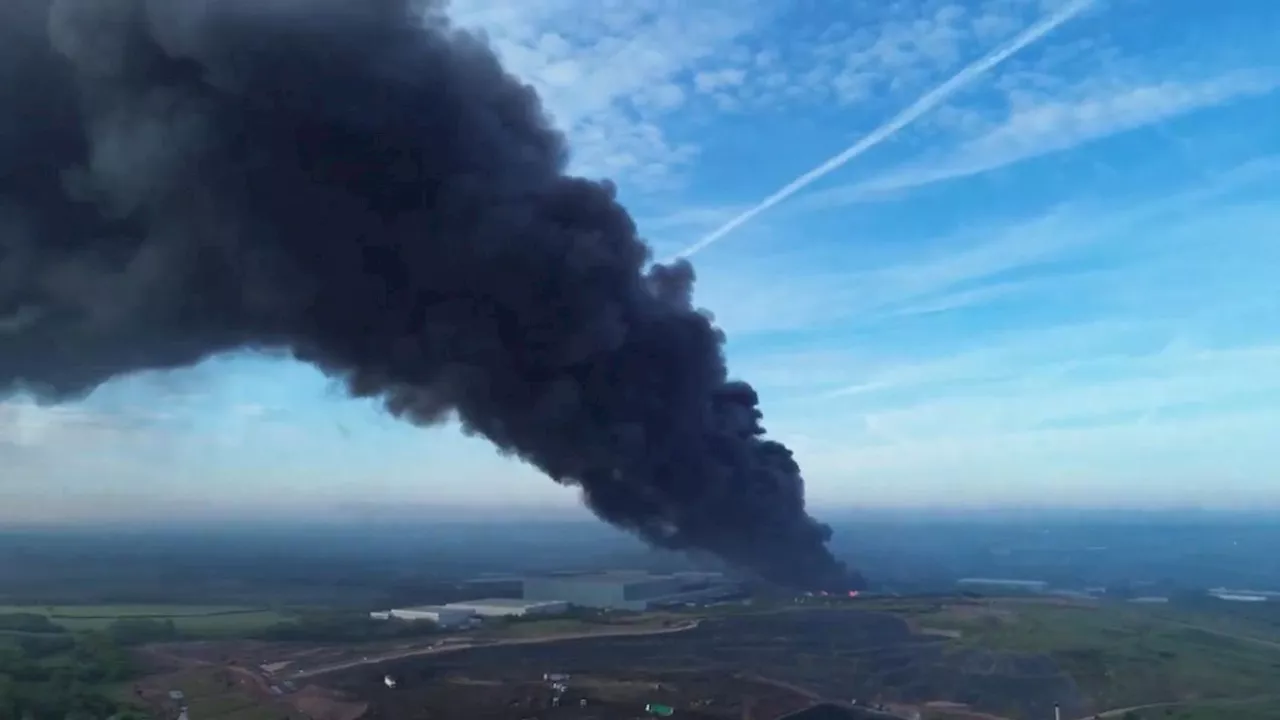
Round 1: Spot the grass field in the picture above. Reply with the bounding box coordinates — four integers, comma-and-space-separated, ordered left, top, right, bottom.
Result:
471, 612, 682, 640
1144, 603, 1280, 647
1125, 696, 1280, 720
489, 618, 598, 637
892, 599, 1280, 711
0, 604, 289, 634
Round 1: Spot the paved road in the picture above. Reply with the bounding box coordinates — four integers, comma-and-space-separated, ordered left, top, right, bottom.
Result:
291, 619, 703, 678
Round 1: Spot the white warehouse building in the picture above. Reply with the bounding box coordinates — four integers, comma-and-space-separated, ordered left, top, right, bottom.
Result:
444, 598, 569, 617
369, 605, 474, 628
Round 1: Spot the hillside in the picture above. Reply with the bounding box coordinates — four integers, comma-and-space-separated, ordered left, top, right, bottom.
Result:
331, 601, 1280, 720
873, 597, 1280, 713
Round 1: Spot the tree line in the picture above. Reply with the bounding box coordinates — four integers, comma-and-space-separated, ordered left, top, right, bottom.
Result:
0, 622, 147, 720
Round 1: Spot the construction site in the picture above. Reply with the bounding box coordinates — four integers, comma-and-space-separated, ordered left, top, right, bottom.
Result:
335, 666, 902, 720
134, 605, 934, 720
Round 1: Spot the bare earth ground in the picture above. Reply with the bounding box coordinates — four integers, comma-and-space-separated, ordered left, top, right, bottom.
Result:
351, 672, 820, 720
130, 601, 1280, 720
315, 609, 1011, 720
133, 610, 1039, 720
139, 644, 367, 720
137, 618, 703, 720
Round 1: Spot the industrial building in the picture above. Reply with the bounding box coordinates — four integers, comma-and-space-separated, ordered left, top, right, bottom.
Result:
443, 598, 569, 617
522, 570, 739, 611
956, 578, 1049, 594
369, 605, 474, 628
1210, 587, 1279, 602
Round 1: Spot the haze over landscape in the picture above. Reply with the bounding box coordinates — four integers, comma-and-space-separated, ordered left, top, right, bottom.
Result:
4, 4, 1280, 719
3, 0, 1280, 527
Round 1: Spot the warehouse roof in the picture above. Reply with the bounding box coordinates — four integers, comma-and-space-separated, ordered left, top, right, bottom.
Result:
532, 571, 673, 584
445, 598, 564, 608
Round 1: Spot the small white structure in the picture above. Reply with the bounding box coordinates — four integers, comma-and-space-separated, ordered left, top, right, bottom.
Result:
444, 598, 569, 617
1211, 587, 1280, 599
369, 605, 474, 628
956, 578, 1049, 594
384, 675, 397, 689
1211, 592, 1269, 602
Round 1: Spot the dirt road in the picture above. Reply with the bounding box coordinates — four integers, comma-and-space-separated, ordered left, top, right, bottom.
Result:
291, 618, 704, 678
1075, 701, 1182, 720
1157, 617, 1280, 652
1072, 694, 1280, 720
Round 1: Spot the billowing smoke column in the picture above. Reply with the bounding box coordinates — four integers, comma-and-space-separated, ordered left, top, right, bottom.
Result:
0, 0, 863, 590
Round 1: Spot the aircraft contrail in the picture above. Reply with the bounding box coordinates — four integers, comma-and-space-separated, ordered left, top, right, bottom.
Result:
669, 0, 1100, 261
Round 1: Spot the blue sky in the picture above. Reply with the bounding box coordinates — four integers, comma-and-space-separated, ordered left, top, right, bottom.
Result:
3, 0, 1280, 521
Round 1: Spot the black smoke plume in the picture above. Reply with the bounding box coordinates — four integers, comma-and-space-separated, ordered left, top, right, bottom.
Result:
0, 0, 862, 590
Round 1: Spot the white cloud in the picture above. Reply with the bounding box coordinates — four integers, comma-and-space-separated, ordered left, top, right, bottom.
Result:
671, 0, 1099, 259
804, 69, 1280, 206
796, 406, 1280, 509
690, 201, 1113, 337
691, 150, 1280, 340
11, 0, 1280, 516
823, 319, 1145, 397
689, 0, 1060, 112
770, 326, 1280, 509
0, 399, 152, 450
693, 68, 747, 94
446, 0, 766, 189
0, 382, 289, 461
639, 204, 753, 235
844, 342, 1280, 440
0, 400, 65, 448
440, 0, 1097, 198
710, 150, 1280, 507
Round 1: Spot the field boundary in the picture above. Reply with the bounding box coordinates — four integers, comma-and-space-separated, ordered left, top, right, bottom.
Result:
293, 618, 703, 678
1076, 693, 1280, 720
44, 609, 271, 620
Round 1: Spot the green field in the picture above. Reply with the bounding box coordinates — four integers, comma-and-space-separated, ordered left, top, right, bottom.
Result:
486, 618, 597, 637
900, 599, 1280, 711
474, 613, 679, 640
0, 604, 289, 634
1144, 602, 1280, 646
1138, 697, 1280, 720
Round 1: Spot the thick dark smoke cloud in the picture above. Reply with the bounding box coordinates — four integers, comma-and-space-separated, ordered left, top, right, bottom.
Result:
0, 0, 862, 589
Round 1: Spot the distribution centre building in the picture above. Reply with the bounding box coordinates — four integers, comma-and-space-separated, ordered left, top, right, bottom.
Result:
443, 598, 569, 617
369, 605, 474, 628
522, 571, 707, 611
956, 578, 1049, 594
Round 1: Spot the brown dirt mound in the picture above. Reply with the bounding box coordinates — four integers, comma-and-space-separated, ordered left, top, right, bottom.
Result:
290, 684, 368, 720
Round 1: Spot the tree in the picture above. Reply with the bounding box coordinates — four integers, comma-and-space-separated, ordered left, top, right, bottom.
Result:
0, 613, 67, 634
0, 632, 140, 720
105, 617, 179, 646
